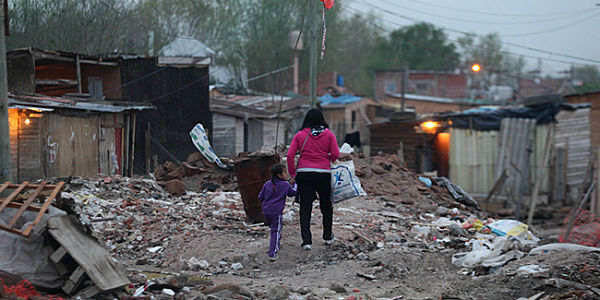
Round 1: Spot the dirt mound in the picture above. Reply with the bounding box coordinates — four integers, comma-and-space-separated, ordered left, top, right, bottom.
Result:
154, 152, 236, 192
352, 153, 476, 212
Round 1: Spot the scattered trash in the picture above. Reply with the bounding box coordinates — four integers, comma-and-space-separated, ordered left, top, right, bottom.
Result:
418, 176, 432, 188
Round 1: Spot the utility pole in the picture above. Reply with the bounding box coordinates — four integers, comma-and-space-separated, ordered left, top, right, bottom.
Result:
0, 0, 11, 182
309, 0, 318, 108
401, 66, 408, 111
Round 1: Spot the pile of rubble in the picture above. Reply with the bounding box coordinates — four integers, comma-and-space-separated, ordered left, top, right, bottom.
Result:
352, 153, 478, 212
154, 152, 236, 195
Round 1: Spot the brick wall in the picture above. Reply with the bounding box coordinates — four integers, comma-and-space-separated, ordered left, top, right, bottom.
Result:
374, 70, 468, 100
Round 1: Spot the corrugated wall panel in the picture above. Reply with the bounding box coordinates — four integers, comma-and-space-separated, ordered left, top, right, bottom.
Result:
449, 129, 498, 193
555, 108, 591, 187
212, 113, 237, 157
495, 118, 536, 200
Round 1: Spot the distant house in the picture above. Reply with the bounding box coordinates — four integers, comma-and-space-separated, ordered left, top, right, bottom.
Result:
299, 72, 349, 97
373, 69, 468, 101
516, 77, 572, 99
319, 94, 375, 148
210, 94, 310, 157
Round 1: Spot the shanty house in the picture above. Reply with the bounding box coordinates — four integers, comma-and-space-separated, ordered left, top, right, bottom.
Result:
373, 69, 468, 101
7, 93, 153, 182
6, 47, 212, 175
210, 95, 309, 157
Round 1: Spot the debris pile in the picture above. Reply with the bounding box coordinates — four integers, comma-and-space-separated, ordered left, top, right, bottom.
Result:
352, 153, 478, 211
154, 152, 236, 194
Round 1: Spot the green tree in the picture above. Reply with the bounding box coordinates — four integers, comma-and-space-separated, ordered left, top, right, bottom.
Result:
7, 0, 147, 54
368, 22, 459, 71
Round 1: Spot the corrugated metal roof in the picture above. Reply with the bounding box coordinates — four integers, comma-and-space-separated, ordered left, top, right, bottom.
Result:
318, 94, 363, 105
8, 93, 154, 113
389, 93, 454, 103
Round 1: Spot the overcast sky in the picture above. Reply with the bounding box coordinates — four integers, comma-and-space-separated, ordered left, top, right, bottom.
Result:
345, 0, 600, 75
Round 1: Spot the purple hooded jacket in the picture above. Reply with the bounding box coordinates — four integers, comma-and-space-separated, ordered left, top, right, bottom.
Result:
259, 178, 297, 215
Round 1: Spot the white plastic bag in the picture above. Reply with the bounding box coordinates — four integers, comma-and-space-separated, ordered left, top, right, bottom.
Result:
189, 123, 230, 169
339, 143, 354, 154
331, 160, 366, 203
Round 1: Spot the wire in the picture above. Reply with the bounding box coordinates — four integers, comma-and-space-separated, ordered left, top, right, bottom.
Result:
347, 3, 600, 67
403, 0, 593, 18
352, 0, 600, 65
500, 12, 600, 37
375, 0, 598, 26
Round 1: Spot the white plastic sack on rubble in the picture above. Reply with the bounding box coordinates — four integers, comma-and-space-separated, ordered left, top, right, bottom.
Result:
529, 243, 600, 255
189, 123, 230, 169
331, 160, 367, 204
0, 206, 67, 288
339, 143, 354, 154
486, 219, 539, 241
432, 217, 462, 227
452, 236, 531, 268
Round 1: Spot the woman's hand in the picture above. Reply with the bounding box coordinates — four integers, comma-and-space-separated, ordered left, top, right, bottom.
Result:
338, 153, 352, 161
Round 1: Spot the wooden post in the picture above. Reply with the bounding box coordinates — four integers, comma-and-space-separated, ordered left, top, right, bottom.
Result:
593, 147, 600, 216
145, 122, 150, 175
129, 113, 136, 177
527, 129, 553, 227
75, 55, 82, 93
397, 141, 404, 166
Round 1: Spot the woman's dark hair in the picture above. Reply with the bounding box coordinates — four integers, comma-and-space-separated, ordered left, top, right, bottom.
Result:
301, 108, 329, 129
270, 164, 285, 191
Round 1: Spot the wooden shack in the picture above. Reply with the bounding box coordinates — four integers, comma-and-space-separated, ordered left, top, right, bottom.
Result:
8, 93, 153, 181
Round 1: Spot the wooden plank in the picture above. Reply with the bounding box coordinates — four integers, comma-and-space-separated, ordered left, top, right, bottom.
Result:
75, 285, 101, 299
0, 224, 23, 235
62, 266, 87, 295
527, 129, 553, 227
5, 184, 55, 190
0, 181, 29, 214
5, 202, 43, 212
6, 182, 46, 229
48, 216, 130, 291
22, 182, 64, 237
50, 246, 68, 264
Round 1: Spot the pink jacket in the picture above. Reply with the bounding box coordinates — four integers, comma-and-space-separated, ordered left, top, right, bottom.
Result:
287, 128, 339, 178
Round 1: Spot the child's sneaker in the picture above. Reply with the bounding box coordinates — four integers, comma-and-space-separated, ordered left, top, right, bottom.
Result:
302, 244, 312, 251
269, 254, 278, 261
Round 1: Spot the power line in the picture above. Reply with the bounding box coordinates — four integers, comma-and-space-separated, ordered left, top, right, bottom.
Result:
374, 0, 598, 26
500, 12, 600, 37
403, 0, 593, 18
348, 2, 600, 67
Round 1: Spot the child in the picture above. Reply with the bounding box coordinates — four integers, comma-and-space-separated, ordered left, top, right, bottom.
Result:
258, 164, 297, 260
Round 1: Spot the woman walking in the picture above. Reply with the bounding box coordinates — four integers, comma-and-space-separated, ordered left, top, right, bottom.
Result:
287, 109, 339, 250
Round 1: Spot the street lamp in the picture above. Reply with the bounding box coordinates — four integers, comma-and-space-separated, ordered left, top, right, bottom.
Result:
471, 63, 481, 72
